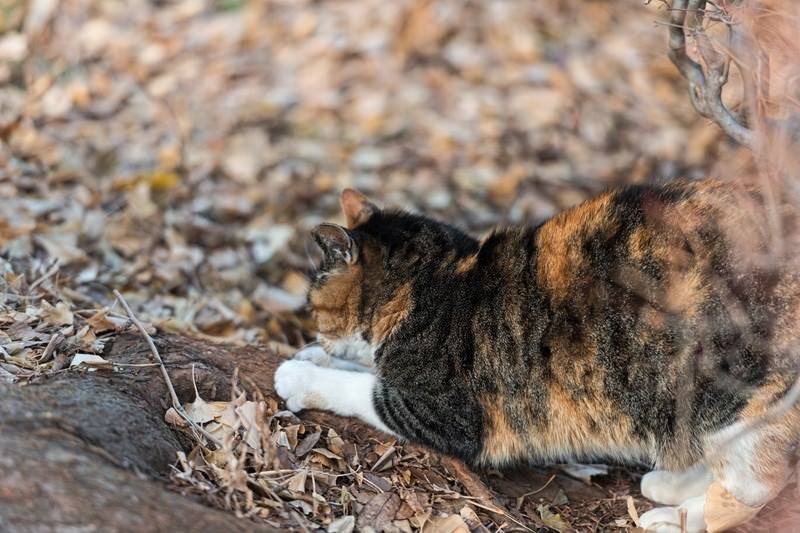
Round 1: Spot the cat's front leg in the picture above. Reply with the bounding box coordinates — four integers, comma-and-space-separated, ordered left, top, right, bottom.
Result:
274, 359, 394, 434
292, 344, 332, 367
293, 344, 375, 372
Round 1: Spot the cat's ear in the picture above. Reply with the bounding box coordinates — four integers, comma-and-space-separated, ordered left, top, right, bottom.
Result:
311, 223, 358, 265
340, 189, 378, 228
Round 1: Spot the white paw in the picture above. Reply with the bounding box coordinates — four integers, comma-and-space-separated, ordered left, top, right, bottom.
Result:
639, 495, 706, 533
293, 345, 331, 367
639, 506, 683, 532
641, 467, 712, 505
642, 471, 681, 505
274, 360, 324, 412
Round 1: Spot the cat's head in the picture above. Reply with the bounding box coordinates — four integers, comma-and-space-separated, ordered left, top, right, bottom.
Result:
308, 189, 478, 361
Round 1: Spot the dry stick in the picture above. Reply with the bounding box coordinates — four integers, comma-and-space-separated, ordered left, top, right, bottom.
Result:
38, 333, 60, 363
28, 259, 60, 293
442, 456, 499, 508
519, 473, 557, 499
112, 289, 222, 448
440, 455, 521, 528
467, 500, 535, 533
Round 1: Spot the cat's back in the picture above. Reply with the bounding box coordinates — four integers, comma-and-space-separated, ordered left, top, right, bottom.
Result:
535, 179, 797, 302
474, 179, 800, 467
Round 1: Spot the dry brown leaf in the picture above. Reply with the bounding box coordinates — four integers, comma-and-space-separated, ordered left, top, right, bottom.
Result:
363, 472, 392, 493
87, 308, 127, 332
283, 424, 301, 449
459, 505, 482, 529
421, 514, 469, 533
234, 400, 264, 449
69, 353, 112, 370
372, 445, 397, 472
392, 519, 414, 533
183, 396, 230, 425
205, 449, 231, 468
38, 301, 74, 326
311, 447, 343, 461
704, 481, 764, 532
626, 495, 640, 527
536, 504, 570, 532
285, 470, 308, 495
164, 407, 188, 427
295, 430, 321, 457
356, 492, 402, 533
327, 428, 346, 457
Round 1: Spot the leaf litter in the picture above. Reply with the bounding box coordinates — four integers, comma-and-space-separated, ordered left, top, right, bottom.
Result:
2, 0, 796, 531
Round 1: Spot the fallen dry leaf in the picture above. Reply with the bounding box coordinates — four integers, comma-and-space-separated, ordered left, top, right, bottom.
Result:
704, 481, 764, 532
537, 504, 571, 532
183, 396, 230, 425
421, 514, 469, 533
37, 301, 74, 327
356, 492, 402, 533
69, 353, 112, 370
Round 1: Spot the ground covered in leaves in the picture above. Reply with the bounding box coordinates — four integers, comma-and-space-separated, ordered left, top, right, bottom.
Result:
0, 0, 765, 531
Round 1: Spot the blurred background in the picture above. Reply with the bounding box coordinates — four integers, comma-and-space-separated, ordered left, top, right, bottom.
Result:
0, 0, 743, 347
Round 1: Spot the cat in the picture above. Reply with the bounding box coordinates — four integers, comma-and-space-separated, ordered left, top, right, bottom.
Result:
274, 182, 800, 532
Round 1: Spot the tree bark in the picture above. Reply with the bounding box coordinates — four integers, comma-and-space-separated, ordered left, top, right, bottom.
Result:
0, 331, 344, 533
0, 330, 623, 532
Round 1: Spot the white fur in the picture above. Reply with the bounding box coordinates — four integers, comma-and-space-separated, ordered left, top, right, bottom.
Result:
639, 494, 707, 533
293, 344, 373, 372
641, 466, 713, 505
319, 332, 376, 368
705, 421, 781, 506
638, 422, 794, 532
274, 359, 394, 435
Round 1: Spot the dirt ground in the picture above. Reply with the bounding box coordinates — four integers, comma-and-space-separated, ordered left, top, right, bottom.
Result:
3, 0, 796, 531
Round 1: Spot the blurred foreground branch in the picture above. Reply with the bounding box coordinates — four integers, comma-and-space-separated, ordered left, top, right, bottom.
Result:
665, 0, 800, 152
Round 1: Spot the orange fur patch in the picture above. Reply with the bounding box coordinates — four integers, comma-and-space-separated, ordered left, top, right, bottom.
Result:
535, 192, 617, 301
309, 265, 363, 338
627, 227, 651, 263
455, 254, 477, 274
478, 399, 530, 464
371, 283, 412, 343
478, 383, 645, 466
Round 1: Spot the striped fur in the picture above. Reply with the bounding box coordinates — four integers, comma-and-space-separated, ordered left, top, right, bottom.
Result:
287, 182, 800, 528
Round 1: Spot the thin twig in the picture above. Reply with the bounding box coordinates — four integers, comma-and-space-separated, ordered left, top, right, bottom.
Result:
112, 362, 161, 368
441, 455, 510, 525
113, 289, 222, 448
466, 500, 536, 532
519, 473, 557, 498
28, 259, 60, 293
114, 289, 180, 407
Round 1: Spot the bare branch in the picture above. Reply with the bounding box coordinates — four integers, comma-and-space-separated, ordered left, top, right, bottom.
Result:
667, 0, 757, 148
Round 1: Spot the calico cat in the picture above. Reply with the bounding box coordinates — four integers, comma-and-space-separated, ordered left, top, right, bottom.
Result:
274, 182, 800, 532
